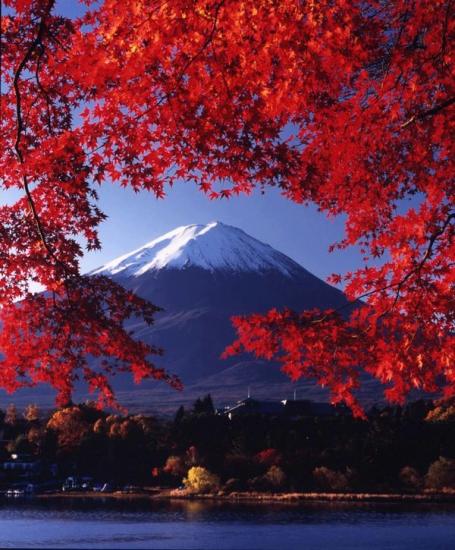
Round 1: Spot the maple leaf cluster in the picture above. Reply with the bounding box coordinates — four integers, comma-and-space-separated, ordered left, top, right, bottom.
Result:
1, 0, 453, 413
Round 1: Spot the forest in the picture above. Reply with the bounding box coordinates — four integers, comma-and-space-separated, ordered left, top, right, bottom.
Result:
1, 398, 454, 495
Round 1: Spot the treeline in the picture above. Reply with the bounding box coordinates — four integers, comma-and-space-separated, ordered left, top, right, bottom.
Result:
0, 397, 454, 493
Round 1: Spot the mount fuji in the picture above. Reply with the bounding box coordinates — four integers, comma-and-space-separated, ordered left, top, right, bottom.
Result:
88, 221, 380, 412
3, 222, 382, 413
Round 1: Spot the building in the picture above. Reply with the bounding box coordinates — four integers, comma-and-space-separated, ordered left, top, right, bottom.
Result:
223, 398, 283, 419
222, 397, 350, 419
1, 454, 42, 477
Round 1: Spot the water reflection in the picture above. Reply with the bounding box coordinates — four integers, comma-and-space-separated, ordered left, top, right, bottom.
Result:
0, 499, 454, 549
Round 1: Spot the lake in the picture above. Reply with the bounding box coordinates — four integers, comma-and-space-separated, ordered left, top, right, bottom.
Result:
0, 498, 454, 549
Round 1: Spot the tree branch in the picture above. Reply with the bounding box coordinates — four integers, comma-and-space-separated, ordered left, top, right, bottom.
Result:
401, 96, 455, 128
13, 0, 56, 258
12, 0, 81, 299
311, 211, 454, 325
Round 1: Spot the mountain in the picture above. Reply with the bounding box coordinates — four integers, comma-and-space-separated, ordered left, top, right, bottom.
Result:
93, 222, 351, 381
89, 221, 380, 412
1, 222, 382, 413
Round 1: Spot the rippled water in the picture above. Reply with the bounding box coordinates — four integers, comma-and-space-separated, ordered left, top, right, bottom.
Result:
0, 498, 454, 549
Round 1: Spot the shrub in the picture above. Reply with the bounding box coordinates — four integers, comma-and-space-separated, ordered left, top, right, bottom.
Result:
184, 466, 220, 493
313, 466, 349, 492
425, 457, 455, 490
163, 455, 186, 478
255, 448, 283, 468
264, 465, 287, 490
248, 466, 287, 492
399, 466, 423, 492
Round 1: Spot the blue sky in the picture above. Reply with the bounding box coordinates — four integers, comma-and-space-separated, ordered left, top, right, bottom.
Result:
2, 0, 366, 286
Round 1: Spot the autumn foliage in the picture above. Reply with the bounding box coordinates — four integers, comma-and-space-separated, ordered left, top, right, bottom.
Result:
1, 0, 453, 413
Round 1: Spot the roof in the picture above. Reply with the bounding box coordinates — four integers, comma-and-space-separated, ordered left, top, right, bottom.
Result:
224, 398, 284, 417
223, 398, 350, 418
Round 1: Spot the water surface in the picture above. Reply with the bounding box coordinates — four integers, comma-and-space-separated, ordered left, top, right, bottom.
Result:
0, 498, 454, 549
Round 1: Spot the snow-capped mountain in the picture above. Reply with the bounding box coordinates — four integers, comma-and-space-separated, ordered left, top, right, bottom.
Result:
92, 221, 346, 319
93, 222, 302, 277
3, 222, 381, 413
86, 222, 373, 411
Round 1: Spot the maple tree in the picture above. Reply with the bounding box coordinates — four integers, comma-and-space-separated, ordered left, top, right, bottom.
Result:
1, 0, 453, 415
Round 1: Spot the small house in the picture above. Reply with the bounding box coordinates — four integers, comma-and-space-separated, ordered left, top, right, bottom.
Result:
1, 454, 42, 476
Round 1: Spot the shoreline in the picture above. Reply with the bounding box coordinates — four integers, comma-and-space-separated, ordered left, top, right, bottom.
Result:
34, 489, 455, 504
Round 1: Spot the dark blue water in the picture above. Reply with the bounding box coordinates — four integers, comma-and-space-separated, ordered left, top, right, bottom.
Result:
0, 499, 454, 549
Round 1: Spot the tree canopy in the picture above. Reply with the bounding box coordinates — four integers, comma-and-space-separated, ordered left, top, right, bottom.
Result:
1, 0, 453, 415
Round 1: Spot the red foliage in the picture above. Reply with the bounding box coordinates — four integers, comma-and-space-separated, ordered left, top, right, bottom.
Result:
0, 276, 181, 407
255, 448, 283, 468
1, 0, 453, 412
